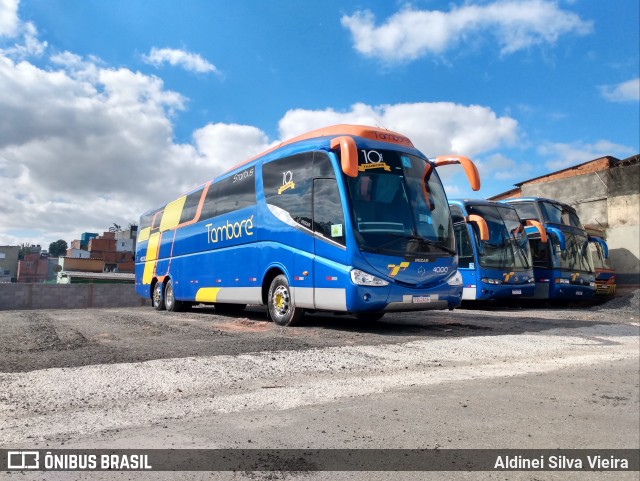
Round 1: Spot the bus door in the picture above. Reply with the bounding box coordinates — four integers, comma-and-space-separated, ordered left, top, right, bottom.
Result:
313, 177, 348, 311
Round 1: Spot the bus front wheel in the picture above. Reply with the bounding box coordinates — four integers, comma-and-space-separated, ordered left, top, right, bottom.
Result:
268, 275, 303, 326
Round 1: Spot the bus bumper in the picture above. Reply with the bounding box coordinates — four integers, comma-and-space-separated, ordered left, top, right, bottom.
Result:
346, 282, 462, 313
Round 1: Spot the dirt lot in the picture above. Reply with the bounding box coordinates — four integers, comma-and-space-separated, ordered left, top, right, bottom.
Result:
0, 291, 638, 480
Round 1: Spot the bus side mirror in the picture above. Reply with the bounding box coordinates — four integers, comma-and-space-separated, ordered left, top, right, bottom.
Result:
524, 219, 547, 243
435, 155, 481, 191
588, 236, 609, 258
467, 215, 489, 241
330, 136, 358, 178
547, 226, 566, 251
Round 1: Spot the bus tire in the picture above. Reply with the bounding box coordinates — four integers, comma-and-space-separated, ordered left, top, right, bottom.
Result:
165, 279, 184, 312
152, 281, 165, 311
268, 275, 304, 326
214, 303, 246, 314
356, 312, 385, 322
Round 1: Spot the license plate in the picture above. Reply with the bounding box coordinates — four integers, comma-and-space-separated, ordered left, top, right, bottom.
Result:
512, 289, 522, 295
576, 291, 583, 296
413, 296, 431, 303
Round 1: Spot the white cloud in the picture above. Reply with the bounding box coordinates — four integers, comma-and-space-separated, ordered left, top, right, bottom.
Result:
600, 77, 640, 103
475, 153, 532, 181
539, 140, 636, 171
0, 0, 47, 58
0, 0, 19, 37
0, 53, 208, 246
341, 0, 593, 62
278, 102, 518, 157
143, 47, 219, 74
193, 123, 271, 175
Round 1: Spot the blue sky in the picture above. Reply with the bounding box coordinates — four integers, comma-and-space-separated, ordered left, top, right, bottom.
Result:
0, 0, 638, 248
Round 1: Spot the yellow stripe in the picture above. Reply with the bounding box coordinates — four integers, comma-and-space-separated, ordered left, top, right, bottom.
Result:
138, 226, 151, 242
195, 287, 221, 303
142, 232, 161, 285
160, 196, 186, 232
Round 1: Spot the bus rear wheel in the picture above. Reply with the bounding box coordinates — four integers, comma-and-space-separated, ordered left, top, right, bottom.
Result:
165, 279, 185, 312
152, 282, 165, 311
268, 275, 303, 326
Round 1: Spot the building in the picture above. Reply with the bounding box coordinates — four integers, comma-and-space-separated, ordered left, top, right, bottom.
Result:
0, 246, 19, 282
489, 154, 640, 284
17, 251, 50, 283
87, 231, 135, 272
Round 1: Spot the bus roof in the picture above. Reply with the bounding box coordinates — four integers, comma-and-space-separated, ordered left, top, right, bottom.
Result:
226, 124, 415, 173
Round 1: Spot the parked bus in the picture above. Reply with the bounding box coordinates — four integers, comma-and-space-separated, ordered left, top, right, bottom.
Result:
448, 199, 541, 301
135, 124, 481, 325
503, 197, 599, 300
586, 233, 616, 296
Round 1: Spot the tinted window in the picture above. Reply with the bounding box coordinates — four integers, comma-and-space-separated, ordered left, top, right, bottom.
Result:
449, 205, 466, 224
179, 188, 204, 224
454, 223, 474, 269
263, 152, 314, 229
139, 211, 156, 231
511, 202, 539, 221
530, 238, 551, 268
151, 210, 164, 230
200, 167, 256, 220
539, 201, 582, 228
314, 178, 346, 246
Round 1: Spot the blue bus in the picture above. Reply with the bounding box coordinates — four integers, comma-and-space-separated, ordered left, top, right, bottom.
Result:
135, 124, 481, 325
448, 199, 540, 301
503, 198, 597, 300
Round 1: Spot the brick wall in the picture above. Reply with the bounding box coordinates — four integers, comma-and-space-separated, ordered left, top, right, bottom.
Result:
0, 284, 150, 310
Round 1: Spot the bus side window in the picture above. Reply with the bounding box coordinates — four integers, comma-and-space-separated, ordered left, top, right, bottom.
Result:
179, 188, 204, 225
314, 178, 346, 246
200, 168, 256, 221
263, 153, 314, 229
454, 223, 474, 268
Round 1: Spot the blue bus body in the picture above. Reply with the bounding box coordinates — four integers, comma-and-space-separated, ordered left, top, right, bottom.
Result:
503, 198, 596, 300
449, 200, 535, 301
135, 125, 480, 324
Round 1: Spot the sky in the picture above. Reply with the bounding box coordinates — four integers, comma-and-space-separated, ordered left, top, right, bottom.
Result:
0, 0, 638, 248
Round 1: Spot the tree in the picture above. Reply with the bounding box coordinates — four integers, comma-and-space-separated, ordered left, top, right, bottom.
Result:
18, 243, 33, 260
48, 239, 68, 257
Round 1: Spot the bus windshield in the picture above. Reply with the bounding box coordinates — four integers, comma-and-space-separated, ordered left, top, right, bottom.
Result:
552, 231, 594, 272
589, 242, 610, 270
540, 201, 583, 229
466, 204, 532, 269
346, 150, 454, 257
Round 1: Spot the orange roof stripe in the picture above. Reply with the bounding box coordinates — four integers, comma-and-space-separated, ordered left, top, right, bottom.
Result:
226, 124, 415, 173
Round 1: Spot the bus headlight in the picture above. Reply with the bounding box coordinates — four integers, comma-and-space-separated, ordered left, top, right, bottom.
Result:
555, 278, 570, 284
528, 277, 535, 283
481, 278, 502, 285
446, 271, 463, 286
350, 269, 389, 286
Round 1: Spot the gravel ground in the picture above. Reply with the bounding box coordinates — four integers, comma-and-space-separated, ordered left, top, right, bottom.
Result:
0, 290, 638, 480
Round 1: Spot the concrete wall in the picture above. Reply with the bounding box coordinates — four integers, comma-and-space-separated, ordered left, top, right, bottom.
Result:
520, 171, 609, 226
520, 162, 639, 283
0, 284, 150, 310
